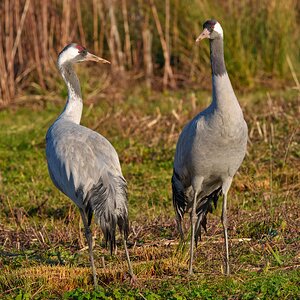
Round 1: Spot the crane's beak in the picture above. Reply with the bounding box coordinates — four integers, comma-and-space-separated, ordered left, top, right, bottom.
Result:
196, 28, 210, 43
85, 52, 110, 64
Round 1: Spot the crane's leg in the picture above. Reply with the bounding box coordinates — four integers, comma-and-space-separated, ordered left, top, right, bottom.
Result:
176, 217, 184, 241
222, 193, 229, 275
79, 208, 98, 287
122, 235, 136, 283
222, 178, 233, 276
188, 190, 198, 275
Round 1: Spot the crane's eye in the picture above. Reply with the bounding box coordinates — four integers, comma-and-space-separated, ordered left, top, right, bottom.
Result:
79, 49, 87, 55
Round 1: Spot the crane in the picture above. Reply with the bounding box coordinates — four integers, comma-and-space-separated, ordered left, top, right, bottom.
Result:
46, 43, 134, 286
172, 20, 248, 275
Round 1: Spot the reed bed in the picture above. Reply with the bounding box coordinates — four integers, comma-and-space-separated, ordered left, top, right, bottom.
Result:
0, 0, 299, 104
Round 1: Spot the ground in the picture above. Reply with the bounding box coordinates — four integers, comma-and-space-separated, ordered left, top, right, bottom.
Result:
0, 85, 299, 299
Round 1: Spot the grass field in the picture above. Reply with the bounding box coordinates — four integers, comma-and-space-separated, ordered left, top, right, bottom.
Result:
0, 82, 299, 299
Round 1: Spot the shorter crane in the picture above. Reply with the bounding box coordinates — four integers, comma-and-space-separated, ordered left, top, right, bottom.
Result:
46, 43, 134, 286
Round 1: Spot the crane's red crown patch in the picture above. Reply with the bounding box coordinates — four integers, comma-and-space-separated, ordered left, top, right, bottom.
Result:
76, 45, 86, 52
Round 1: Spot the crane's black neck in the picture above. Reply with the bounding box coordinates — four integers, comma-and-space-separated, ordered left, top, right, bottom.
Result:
60, 63, 82, 100
210, 38, 226, 76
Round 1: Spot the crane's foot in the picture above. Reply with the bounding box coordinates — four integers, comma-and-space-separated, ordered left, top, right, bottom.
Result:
188, 255, 194, 276
93, 278, 98, 288
225, 262, 230, 276
123, 271, 137, 286
130, 274, 138, 286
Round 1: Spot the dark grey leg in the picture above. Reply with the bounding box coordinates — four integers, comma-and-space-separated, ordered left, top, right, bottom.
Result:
188, 191, 197, 275
79, 208, 98, 287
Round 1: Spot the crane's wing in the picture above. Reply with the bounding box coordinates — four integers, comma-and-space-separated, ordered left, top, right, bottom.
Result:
172, 111, 222, 242
46, 122, 122, 197
172, 117, 198, 238
46, 122, 128, 251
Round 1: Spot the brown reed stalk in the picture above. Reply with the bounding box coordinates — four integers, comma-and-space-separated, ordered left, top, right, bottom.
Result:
172, 0, 179, 68
286, 55, 300, 92
4, 0, 10, 69
42, 0, 48, 69
76, 0, 86, 46
5, 0, 14, 98
142, 9, 153, 88
98, 10, 105, 57
28, 0, 45, 88
49, 14, 55, 54
99, 0, 117, 70
164, 0, 170, 86
9, 0, 30, 72
70, 19, 79, 42
0, 6, 5, 102
149, 0, 176, 89
97, 0, 106, 57
93, 0, 99, 52
0, 25, 10, 104
53, 1, 62, 49
107, 0, 125, 73
36, 2, 43, 45
121, 0, 132, 67
62, 0, 71, 47
15, 0, 23, 65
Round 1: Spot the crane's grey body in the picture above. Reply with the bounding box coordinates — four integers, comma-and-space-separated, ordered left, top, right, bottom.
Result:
173, 72, 247, 234
172, 20, 247, 274
46, 44, 134, 286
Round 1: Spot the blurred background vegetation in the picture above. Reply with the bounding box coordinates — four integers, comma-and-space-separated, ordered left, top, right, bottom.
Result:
0, 0, 299, 105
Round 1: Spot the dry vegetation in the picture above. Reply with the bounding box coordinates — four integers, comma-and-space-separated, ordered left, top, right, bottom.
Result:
0, 0, 300, 104
0, 83, 299, 298
0, 0, 299, 299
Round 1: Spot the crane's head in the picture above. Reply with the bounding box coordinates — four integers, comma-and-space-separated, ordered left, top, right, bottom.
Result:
196, 20, 223, 42
57, 43, 110, 66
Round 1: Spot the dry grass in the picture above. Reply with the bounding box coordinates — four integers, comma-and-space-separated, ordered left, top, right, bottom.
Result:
0, 80, 299, 298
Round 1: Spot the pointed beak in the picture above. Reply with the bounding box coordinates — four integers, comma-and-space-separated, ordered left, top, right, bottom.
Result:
85, 52, 110, 64
196, 28, 210, 43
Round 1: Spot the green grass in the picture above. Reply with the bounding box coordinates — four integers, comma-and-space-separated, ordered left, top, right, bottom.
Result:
0, 87, 299, 299
61, 269, 300, 300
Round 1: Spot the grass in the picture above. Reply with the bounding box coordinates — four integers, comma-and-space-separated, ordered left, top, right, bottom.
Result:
0, 83, 299, 299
